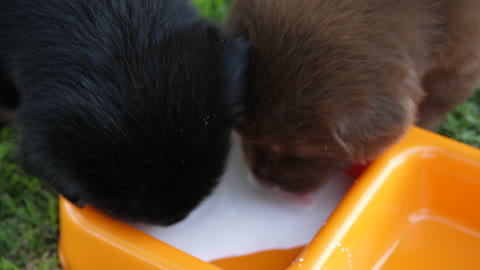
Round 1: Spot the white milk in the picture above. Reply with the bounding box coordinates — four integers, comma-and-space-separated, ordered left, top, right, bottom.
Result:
133, 135, 353, 262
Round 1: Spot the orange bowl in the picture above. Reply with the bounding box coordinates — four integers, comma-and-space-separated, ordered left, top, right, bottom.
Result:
58, 127, 480, 270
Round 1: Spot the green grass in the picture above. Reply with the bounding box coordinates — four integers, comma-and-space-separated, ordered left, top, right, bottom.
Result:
438, 90, 480, 148
193, 0, 231, 22
0, 129, 60, 270
1, 0, 479, 268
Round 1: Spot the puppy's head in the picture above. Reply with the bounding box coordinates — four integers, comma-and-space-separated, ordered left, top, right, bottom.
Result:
234, 29, 419, 193
16, 21, 249, 225
239, 89, 416, 194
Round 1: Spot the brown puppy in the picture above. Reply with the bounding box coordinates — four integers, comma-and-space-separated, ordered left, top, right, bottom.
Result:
226, 0, 480, 194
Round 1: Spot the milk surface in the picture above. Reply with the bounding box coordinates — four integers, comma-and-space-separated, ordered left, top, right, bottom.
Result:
133, 136, 353, 262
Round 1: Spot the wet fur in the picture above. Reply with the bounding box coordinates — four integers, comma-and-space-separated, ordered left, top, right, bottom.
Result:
0, 0, 249, 225
227, 0, 480, 193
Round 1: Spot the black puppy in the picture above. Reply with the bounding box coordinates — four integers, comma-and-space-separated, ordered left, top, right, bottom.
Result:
0, 0, 249, 225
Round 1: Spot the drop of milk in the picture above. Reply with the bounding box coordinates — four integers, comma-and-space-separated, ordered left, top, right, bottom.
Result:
133, 134, 353, 262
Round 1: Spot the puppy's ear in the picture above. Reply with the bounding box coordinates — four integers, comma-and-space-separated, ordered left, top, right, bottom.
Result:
223, 36, 251, 124
332, 91, 417, 163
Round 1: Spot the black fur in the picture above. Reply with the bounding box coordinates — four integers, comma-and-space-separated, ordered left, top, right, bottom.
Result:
0, 0, 249, 225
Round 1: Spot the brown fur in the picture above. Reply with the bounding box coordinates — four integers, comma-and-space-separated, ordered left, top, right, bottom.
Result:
227, 0, 480, 193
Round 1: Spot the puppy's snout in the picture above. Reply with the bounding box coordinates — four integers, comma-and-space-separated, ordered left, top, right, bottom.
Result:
252, 166, 265, 177
242, 142, 281, 187
252, 166, 271, 181
251, 168, 276, 188
253, 149, 279, 180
